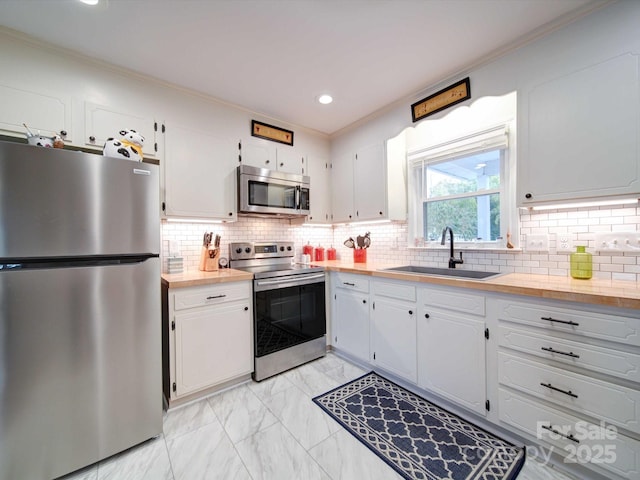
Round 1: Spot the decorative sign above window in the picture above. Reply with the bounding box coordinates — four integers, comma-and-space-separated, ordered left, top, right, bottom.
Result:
251, 120, 294, 146
411, 77, 471, 122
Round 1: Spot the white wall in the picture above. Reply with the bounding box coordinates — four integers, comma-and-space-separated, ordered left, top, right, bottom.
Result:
328, 1, 640, 282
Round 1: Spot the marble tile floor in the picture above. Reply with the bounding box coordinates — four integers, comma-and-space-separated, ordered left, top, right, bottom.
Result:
60, 353, 578, 480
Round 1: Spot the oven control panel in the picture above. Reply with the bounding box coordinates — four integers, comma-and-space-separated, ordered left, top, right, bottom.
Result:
229, 241, 294, 260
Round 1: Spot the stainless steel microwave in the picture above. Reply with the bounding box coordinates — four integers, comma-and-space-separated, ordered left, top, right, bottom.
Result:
238, 165, 310, 217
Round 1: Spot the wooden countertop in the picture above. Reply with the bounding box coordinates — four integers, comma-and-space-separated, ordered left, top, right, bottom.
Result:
161, 269, 253, 288
313, 260, 640, 310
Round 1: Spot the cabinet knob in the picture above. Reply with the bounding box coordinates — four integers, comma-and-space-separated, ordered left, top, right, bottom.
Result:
362, 299, 367, 304
265, 159, 270, 164
280, 162, 284, 167
228, 212, 233, 216
348, 215, 352, 219
379, 211, 383, 216
89, 136, 96, 142
424, 313, 430, 319
244, 306, 249, 311
525, 193, 532, 199
59, 130, 67, 137
408, 310, 413, 315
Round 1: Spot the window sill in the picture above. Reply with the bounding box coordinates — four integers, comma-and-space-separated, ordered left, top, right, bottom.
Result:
408, 245, 522, 253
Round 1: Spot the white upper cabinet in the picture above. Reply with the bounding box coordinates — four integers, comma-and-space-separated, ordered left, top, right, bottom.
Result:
276, 147, 305, 175
306, 154, 331, 223
239, 137, 303, 175
164, 122, 237, 221
331, 151, 356, 223
519, 53, 640, 206
331, 141, 405, 223
354, 143, 387, 220
84, 102, 159, 159
0, 84, 72, 143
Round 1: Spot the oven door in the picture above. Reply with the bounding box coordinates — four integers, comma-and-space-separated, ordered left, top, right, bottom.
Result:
253, 273, 325, 358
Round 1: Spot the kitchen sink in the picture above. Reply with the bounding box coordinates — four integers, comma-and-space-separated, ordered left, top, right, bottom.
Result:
381, 265, 502, 280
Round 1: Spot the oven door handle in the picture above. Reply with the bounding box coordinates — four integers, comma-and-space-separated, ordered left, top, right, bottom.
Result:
255, 272, 325, 289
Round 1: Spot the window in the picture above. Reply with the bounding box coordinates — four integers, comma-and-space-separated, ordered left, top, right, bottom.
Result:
408, 125, 515, 248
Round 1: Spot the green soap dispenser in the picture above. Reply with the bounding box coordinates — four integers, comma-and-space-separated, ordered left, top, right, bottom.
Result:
570, 245, 592, 279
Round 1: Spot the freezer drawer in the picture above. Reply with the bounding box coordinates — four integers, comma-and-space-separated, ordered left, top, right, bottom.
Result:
0, 257, 162, 480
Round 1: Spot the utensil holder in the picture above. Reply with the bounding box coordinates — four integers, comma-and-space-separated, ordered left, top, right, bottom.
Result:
353, 248, 367, 263
199, 247, 220, 272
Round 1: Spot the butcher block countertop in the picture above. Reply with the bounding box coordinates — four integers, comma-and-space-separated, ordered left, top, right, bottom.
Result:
313, 260, 640, 310
161, 269, 253, 288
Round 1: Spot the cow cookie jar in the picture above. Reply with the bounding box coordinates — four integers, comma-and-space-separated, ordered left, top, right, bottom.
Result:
103, 129, 145, 161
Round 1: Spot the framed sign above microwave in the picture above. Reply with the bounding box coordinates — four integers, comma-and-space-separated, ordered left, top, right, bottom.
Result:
251, 120, 294, 146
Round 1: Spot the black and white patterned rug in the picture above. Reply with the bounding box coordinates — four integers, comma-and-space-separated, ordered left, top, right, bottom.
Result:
313, 372, 525, 480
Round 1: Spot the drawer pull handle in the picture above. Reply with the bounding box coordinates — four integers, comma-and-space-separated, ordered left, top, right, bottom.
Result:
541, 316, 579, 327
343, 282, 355, 286
541, 424, 580, 443
206, 294, 226, 300
540, 382, 578, 398
541, 347, 580, 359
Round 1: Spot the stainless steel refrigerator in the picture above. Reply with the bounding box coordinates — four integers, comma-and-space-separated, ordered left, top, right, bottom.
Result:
0, 141, 162, 480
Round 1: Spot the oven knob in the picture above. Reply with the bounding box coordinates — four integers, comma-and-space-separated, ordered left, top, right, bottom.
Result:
287, 246, 292, 251
235, 248, 242, 254
245, 247, 251, 254
280, 246, 285, 252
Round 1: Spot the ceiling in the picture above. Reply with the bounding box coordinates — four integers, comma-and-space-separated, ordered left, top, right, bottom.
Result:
0, 0, 605, 136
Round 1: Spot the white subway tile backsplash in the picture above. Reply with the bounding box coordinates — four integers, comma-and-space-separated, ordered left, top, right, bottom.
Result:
160, 201, 640, 281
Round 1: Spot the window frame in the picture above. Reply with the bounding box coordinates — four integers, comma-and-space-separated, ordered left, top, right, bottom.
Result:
407, 123, 518, 250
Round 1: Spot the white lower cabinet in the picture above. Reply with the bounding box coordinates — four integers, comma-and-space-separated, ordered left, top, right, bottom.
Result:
331, 273, 370, 362
327, 270, 640, 480
417, 286, 487, 416
495, 296, 640, 479
163, 281, 253, 405
371, 280, 417, 382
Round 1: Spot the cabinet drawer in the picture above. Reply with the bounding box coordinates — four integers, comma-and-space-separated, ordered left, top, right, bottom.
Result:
499, 325, 640, 383
333, 272, 369, 293
496, 299, 640, 347
172, 282, 251, 311
372, 280, 415, 302
420, 286, 485, 316
499, 388, 640, 480
498, 352, 640, 435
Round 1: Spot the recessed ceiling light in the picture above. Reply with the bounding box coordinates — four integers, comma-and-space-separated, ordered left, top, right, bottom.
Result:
317, 94, 333, 105
79, 0, 100, 5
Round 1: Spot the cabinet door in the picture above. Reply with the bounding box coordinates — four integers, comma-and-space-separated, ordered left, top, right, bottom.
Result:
0, 84, 72, 142
371, 297, 417, 382
354, 143, 386, 221
418, 307, 487, 416
307, 155, 331, 223
84, 102, 157, 158
239, 137, 277, 170
331, 153, 355, 222
333, 289, 369, 362
276, 147, 304, 174
164, 122, 237, 220
174, 301, 252, 397
519, 54, 640, 205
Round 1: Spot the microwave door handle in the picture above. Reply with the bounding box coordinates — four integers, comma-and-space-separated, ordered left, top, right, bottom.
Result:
295, 185, 301, 210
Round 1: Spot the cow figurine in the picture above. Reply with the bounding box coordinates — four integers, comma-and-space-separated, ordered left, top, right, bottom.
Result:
103, 129, 145, 161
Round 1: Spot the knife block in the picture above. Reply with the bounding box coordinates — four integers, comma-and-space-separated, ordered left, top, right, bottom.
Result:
199, 247, 219, 272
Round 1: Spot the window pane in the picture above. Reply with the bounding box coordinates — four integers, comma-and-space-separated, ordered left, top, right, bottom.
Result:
423, 193, 500, 241
425, 150, 501, 199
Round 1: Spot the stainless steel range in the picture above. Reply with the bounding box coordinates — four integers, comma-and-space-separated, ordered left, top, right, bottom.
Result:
229, 241, 326, 381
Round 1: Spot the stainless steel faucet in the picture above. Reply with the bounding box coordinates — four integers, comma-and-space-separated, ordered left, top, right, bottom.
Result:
441, 226, 464, 269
